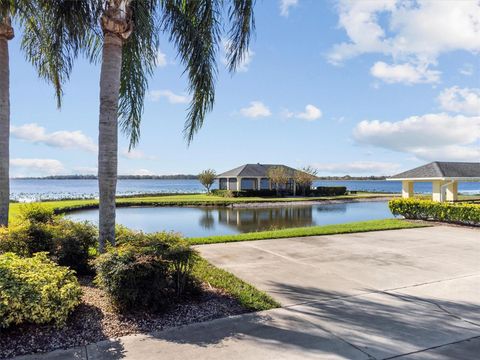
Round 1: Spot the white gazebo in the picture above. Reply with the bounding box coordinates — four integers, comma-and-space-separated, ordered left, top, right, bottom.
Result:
387, 161, 480, 202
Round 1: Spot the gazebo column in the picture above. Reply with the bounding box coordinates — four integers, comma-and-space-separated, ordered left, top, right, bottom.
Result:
237, 177, 241, 191
226, 178, 230, 190
432, 180, 445, 202
257, 177, 262, 190
401, 181, 414, 198
445, 181, 458, 202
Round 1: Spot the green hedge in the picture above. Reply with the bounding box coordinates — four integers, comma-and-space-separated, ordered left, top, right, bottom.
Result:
0, 252, 82, 328
389, 198, 480, 225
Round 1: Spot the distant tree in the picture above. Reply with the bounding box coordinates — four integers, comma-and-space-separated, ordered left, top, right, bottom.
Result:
294, 166, 318, 196
267, 166, 289, 196
198, 169, 216, 193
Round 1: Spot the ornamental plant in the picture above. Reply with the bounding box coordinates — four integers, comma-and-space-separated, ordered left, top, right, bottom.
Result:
0, 252, 82, 328
95, 230, 198, 312
389, 198, 480, 226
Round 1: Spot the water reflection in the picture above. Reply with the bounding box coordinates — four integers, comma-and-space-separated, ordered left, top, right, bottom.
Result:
67, 201, 393, 238
216, 207, 314, 232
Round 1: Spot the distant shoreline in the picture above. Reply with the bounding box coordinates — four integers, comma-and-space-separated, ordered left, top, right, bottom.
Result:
12, 175, 389, 181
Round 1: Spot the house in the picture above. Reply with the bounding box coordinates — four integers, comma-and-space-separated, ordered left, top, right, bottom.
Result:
387, 161, 480, 202
216, 163, 301, 192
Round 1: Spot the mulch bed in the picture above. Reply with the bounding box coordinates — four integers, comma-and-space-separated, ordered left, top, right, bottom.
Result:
0, 277, 246, 359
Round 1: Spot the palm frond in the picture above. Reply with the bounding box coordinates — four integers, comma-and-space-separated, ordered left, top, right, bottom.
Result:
225, 0, 255, 72
20, 0, 96, 108
161, 0, 221, 144
118, 0, 159, 149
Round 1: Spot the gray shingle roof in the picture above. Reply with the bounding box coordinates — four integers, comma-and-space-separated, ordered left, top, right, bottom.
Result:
389, 162, 480, 179
217, 164, 299, 178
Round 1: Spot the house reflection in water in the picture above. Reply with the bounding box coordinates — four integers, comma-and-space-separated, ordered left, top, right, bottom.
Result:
216, 206, 315, 233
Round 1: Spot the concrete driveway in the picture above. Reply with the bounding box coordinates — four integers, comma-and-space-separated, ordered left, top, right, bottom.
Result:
195, 225, 480, 359
14, 225, 480, 359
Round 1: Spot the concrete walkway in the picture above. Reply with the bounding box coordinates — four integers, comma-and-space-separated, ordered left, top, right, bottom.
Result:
14, 226, 480, 359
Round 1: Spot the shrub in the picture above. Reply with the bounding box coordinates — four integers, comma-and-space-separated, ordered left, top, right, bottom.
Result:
0, 205, 98, 275
389, 198, 480, 226
95, 231, 198, 311
211, 189, 234, 197
0, 252, 82, 328
51, 219, 98, 274
311, 186, 347, 196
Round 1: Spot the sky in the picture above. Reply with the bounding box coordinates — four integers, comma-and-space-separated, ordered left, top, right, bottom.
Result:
8, 0, 480, 177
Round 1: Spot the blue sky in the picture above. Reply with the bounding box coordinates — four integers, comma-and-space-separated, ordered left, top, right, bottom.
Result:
8, 0, 480, 177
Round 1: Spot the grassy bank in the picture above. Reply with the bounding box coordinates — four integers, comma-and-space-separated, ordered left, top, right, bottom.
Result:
190, 219, 427, 245
192, 257, 280, 310
9, 192, 396, 220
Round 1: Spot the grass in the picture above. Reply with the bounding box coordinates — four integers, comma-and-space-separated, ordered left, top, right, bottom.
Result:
192, 256, 280, 311
189, 219, 428, 245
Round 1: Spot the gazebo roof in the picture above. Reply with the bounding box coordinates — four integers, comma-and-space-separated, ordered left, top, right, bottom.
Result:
388, 161, 480, 180
217, 164, 299, 178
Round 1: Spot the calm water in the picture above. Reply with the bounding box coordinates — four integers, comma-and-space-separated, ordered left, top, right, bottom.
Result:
67, 201, 394, 238
10, 178, 480, 201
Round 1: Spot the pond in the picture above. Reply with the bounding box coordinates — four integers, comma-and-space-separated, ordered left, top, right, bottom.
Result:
67, 201, 395, 238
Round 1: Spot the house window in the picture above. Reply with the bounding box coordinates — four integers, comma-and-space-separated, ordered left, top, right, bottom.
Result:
219, 178, 227, 190
260, 178, 270, 189
241, 178, 256, 190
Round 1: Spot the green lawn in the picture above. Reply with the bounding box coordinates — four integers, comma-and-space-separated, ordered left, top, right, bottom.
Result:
189, 219, 428, 245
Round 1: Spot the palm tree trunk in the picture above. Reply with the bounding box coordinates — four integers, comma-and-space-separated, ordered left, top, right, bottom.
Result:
0, 35, 10, 227
98, 33, 123, 251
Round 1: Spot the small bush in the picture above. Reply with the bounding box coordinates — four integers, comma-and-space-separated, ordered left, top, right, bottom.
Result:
0, 252, 82, 328
389, 198, 480, 226
95, 230, 198, 311
51, 219, 98, 274
211, 189, 234, 197
0, 205, 98, 275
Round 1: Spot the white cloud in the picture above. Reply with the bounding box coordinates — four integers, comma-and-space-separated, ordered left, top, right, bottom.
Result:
148, 90, 189, 104
11, 158, 64, 176
280, 0, 298, 17
11, 123, 97, 152
438, 86, 480, 115
240, 101, 271, 118
121, 148, 157, 160
459, 63, 475, 76
285, 104, 322, 121
328, 0, 480, 83
353, 113, 480, 161
155, 48, 168, 67
329, 0, 480, 65
313, 161, 401, 176
370, 61, 440, 84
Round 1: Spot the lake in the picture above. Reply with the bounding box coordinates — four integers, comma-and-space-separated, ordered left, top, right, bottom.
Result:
67, 201, 395, 238
10, 178, 480, 201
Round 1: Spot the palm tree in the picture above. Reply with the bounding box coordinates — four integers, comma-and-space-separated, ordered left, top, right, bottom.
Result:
91, 0, 255, 251
0, 1, 92, 226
